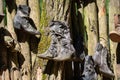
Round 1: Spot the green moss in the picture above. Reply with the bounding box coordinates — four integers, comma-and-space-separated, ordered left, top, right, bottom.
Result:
38, 1, 51, 53
38, 1, 51, 80
42, 74, 47, 80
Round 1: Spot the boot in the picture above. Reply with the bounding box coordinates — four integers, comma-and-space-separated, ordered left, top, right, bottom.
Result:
18, 5, 30, 16
53, 38, 75, 61
81, 56, 97, 80
38, 21, 63, 59
0, 14, 5, 22
53, 44, 75, 61
99, 47, 114, 77
13, 5, 30, 30
109, 14, 120, 42
93, 43, 114, 77
38, 35, 58, 59
92, 43, 103, 65
48, 20, 75, 61
14, 5, 40, 35
21, 17, 40, 35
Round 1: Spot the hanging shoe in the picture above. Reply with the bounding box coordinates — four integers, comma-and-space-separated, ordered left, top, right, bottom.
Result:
46, 20, 75, 61
93, 43, 114, 77
37, 51, 54, 59
21, 17, 40, 35
92, 43, 103, 66
99, 47, 115, 77
13, 5, 30, 29
38, 36, 58, 59
53, 45, 75, 61
109, 14, 120, 42
13, 5, 40, 35
53, 38, 75, 61
37, 42, 58, 59
81, 56, 97, 80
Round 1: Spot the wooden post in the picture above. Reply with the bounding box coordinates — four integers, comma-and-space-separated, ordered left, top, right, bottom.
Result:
109, 0, 120, 80
84, 1, 98, 55
97, 0, 108, 46
0, 0, 10, 80
28, 0, 41, 79
15, 0, 31, 80
6, 0, 21, 79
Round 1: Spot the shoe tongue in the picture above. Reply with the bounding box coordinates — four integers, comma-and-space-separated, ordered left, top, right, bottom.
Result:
96, 43, 103, 51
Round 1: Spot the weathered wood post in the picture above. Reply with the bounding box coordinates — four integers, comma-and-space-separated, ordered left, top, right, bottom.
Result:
84, 0, 98, 55
15, 0, 31, 80
5, 0, 21, 79
28, 0, 41, 79
109, 0, 120, 80
0, 0, 10, 80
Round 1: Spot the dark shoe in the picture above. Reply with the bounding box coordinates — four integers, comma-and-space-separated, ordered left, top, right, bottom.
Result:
21, 17, 40, 35
92, 43, 103, 65
37, 51, 54, 59
72, 51, 85, 62
38, 46, 57, 59
38, 39, 58, 59
18, 5, 30, 16
53, 44, 75, 61
14, 16, 40, 35
53, 51, 73, 61
93, 43, 114, 78
14, 5, 40, 35
48, 21, 75, 61
99, 47, 114, 77
82, 56, 97, 80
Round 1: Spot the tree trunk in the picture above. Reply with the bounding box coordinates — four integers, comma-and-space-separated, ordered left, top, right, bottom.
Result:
15, 0, 31, 80
28, 0, 41, 80
6, 0, 21, 79
84, 0, 98, 55
97, 0, 108, 46
97, 0, 111, 79
109, 0, 120, 80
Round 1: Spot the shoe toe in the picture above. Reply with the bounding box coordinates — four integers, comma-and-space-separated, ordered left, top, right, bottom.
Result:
109, 31, 120, 42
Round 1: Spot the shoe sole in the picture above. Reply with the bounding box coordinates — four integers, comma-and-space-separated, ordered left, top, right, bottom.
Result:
38, 55, 83, 62
100, 70, 115, 78
109, 31, 120, 42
